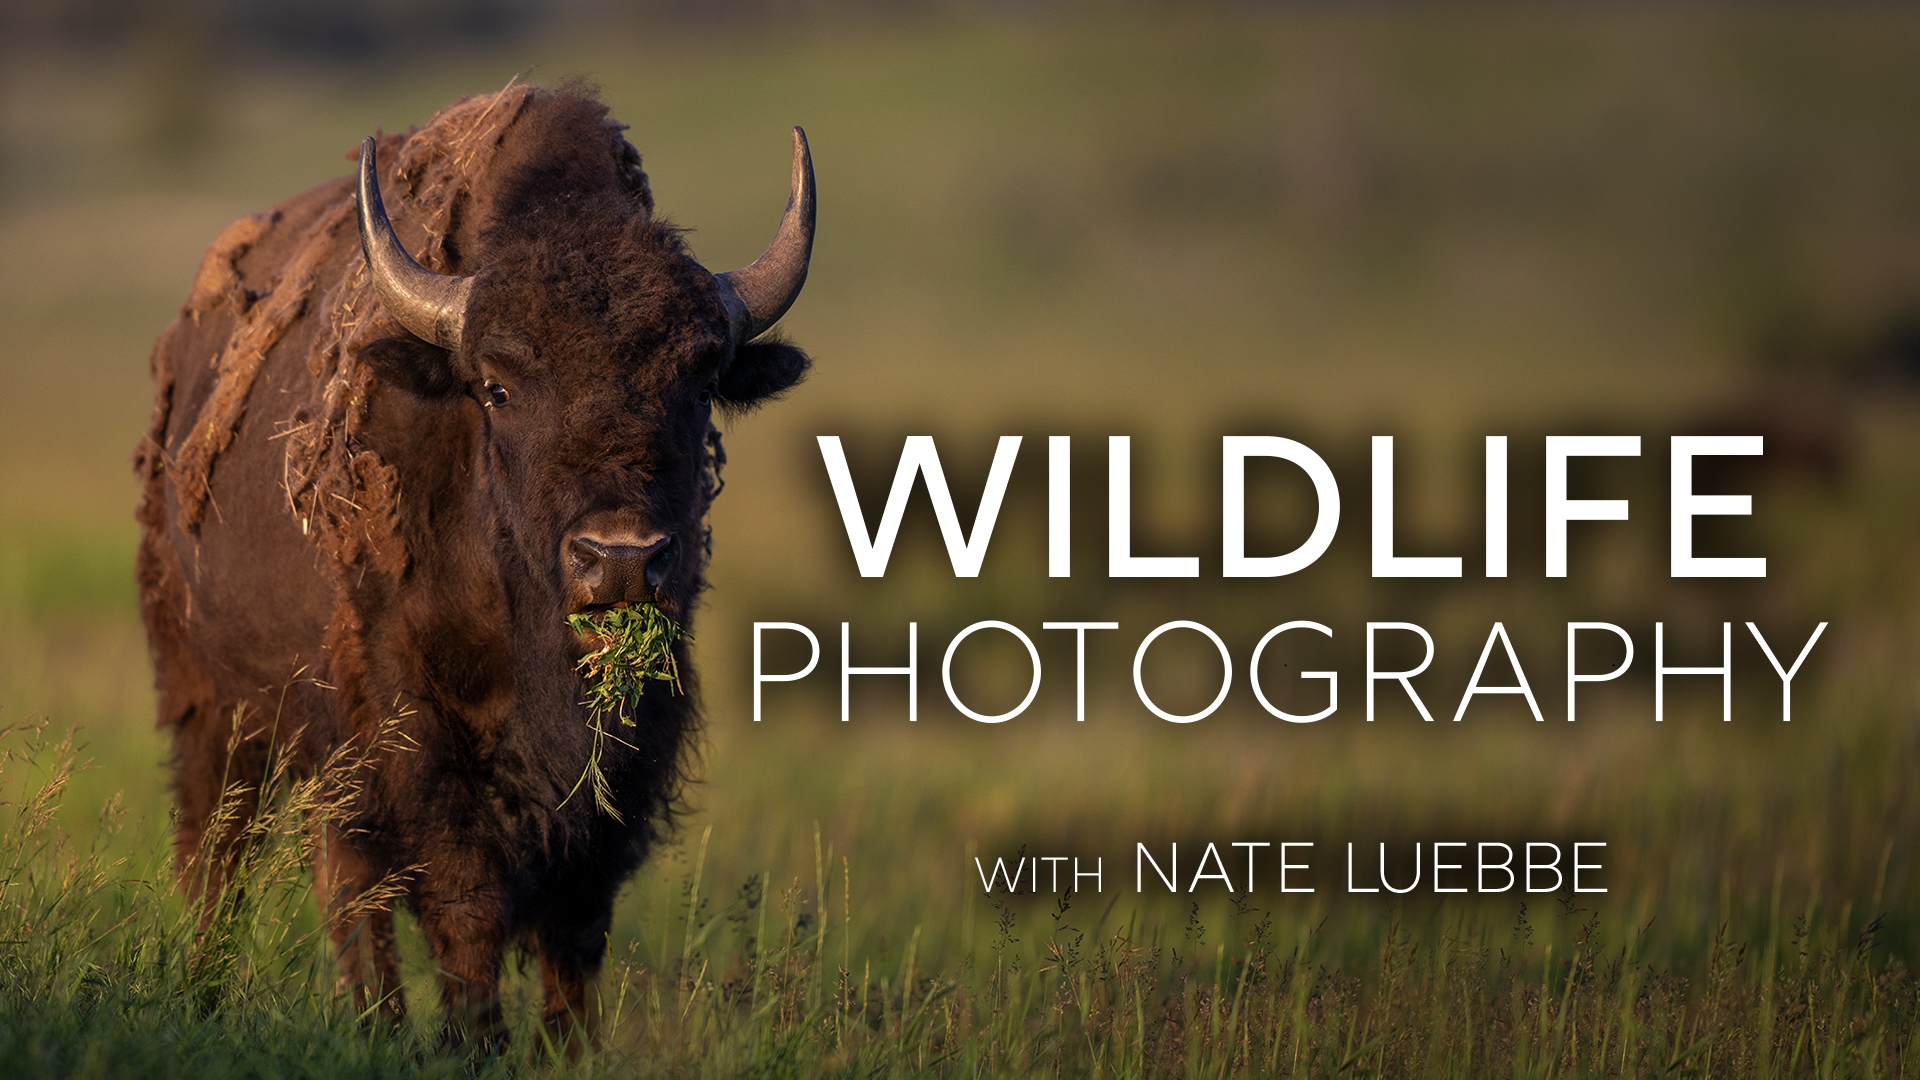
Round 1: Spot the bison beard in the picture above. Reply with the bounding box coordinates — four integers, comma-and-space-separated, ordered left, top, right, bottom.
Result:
133, 84, 813, 1045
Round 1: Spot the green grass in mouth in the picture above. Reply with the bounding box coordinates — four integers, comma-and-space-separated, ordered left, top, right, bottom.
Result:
561, 603, 686, 821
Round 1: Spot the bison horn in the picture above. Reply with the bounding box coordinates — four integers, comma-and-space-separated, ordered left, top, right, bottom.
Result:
355, 136, 473, 353
714, 127, 815, 344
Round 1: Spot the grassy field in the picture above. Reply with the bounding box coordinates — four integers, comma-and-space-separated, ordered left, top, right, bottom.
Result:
4, 5, 1920, 1075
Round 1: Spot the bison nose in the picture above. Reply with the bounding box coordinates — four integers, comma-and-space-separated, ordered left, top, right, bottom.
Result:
568, 534, 672, 605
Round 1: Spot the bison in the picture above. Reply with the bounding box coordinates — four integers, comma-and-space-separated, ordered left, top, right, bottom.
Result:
133, 84, 814, 1041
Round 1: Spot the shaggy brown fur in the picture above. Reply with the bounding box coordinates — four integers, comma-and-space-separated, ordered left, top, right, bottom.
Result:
135, 84, 810, 1045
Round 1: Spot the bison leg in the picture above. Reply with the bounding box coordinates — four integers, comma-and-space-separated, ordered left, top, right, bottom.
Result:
168, 701, 271, 904
312, 826, 405, 1024
533, 900, 613, 1046
418, 892, 510, 1052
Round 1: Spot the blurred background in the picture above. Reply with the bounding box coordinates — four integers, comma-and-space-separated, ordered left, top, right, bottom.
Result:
3, 0, 1920, 986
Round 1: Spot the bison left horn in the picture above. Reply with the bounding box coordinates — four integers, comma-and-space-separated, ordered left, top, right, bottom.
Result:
355, 136, 473, 352
713, 127, 816, 344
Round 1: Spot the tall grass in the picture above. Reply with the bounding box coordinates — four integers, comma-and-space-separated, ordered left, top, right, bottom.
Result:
2, 717, 1915, 1077
0, 720, 438, 1076
573, 828, 1920, 1077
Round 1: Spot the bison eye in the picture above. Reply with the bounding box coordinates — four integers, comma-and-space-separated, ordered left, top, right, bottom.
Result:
484, 379, 512, 408
697, 388, 713, 407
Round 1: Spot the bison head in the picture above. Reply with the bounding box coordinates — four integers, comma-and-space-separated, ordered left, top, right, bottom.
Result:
349, 127, 813, 628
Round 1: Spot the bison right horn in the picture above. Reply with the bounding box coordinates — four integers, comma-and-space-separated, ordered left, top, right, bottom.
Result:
713, 127, 816, 344
355, 136, 473, 353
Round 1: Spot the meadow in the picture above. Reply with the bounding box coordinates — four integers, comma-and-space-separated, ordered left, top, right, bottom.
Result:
4, 5, 1920, 1075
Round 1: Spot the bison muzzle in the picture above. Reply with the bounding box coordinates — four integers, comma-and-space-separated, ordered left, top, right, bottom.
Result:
133, 84, 814, 1044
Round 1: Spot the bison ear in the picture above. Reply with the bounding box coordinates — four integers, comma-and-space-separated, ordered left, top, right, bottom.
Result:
716, 337, 811, 409
360, 335, 461, 399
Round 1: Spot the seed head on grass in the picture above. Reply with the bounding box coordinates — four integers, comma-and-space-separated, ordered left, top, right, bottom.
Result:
563, 603, 686, 821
